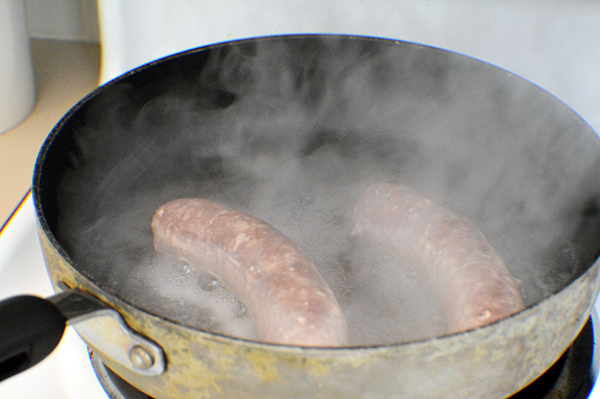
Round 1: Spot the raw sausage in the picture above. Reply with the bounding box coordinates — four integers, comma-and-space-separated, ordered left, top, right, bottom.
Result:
353, 183, 524, 334
152, 198, 348, 346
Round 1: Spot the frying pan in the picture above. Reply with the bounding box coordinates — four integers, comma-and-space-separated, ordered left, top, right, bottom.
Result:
2, 35, 600, 399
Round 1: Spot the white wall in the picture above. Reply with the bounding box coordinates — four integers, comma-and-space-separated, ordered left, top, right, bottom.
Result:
24, 0, 99, 42
20, 0, 600, 134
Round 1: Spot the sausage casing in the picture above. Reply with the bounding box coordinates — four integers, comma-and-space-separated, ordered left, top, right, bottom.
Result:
152, 198, 348, 346
353, 183, 524, 334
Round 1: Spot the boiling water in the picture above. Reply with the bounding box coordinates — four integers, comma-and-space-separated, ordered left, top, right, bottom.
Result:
52, 36, 600, 346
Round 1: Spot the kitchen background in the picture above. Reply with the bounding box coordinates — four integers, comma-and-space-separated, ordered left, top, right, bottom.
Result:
2, 0, 600, 228
0, 0, 99, 227
1, 1, 600, 397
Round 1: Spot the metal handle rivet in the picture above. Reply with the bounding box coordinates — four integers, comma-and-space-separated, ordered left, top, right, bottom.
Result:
129, 345, 155, 370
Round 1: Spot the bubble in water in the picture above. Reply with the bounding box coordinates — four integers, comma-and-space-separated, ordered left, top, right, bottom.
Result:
175, 259, 192, 274
202, 278, 220, 291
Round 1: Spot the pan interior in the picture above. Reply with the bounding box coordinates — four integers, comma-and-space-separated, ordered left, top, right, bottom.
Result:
36, 35, 600, 346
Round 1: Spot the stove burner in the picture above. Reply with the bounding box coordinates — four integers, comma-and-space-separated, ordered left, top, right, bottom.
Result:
90, 320, 595, 399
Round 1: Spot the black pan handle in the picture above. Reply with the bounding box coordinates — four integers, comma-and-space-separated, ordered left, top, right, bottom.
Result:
0, 295, 67, 382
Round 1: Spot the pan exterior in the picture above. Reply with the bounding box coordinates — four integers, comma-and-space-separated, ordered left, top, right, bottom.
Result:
38, 224, 600, 399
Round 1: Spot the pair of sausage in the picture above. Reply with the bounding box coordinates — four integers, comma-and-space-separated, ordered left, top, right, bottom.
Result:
151, 184, 524, 346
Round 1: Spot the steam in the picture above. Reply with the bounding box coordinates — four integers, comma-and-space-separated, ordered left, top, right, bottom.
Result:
54, 36, 600, 345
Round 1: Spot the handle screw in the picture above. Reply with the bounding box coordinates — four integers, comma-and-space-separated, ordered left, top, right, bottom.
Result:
129, 345, 155, 370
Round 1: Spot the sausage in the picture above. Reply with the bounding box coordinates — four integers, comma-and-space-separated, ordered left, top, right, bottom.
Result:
151, 198, 348, 346
353, 183, 524, 334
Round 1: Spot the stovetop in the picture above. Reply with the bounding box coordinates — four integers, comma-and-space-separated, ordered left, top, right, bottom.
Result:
1, 192, 599, 398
